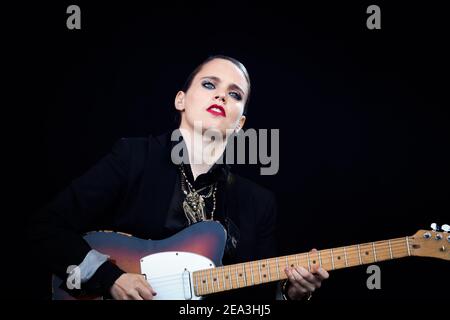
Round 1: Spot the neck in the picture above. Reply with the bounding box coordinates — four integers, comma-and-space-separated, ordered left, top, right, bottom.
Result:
179, 124, 227, 180
193, 236, 413, 296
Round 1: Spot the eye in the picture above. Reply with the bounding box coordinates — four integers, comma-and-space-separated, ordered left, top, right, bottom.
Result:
202, 81, 215, 89
229, 91, 242, 101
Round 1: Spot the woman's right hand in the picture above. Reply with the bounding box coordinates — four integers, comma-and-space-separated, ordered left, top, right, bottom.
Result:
110, 273, 157, 300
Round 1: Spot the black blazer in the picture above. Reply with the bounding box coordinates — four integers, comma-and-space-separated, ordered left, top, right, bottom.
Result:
29, 131, 278, 300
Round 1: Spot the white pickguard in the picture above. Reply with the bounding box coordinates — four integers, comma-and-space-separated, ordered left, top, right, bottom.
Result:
140, 251, 215, 300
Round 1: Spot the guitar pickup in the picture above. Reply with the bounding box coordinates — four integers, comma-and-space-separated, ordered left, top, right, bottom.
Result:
182, 269, 192, 300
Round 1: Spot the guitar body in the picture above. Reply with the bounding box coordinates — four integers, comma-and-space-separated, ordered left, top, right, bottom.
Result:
53, 220, 227, 300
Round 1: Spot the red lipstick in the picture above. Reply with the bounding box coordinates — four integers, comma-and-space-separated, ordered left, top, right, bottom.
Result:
207, 104, 226, 117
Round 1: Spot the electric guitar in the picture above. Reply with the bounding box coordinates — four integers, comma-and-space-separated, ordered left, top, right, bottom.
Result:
53, 221, 449, 300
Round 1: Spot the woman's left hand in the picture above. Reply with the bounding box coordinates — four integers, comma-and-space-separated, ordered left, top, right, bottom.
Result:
284, 249, 330, 300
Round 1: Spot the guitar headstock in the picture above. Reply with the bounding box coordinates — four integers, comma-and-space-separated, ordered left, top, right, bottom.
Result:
410, 224, 450, 260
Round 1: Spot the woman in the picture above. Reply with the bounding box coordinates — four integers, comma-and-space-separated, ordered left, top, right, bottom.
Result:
30, 55, 329, 300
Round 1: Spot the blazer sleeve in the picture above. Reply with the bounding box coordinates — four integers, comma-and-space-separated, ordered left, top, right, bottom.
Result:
28, 138, 132, 295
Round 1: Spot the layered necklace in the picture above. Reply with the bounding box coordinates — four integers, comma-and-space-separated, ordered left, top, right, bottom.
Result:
179, 165, 217, 225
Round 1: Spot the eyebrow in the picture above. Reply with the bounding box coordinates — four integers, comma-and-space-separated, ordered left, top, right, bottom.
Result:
200, 76, 246, 96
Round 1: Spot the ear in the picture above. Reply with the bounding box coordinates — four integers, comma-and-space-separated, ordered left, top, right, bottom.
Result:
235, 115, 246, 133
174, 91, 186, 111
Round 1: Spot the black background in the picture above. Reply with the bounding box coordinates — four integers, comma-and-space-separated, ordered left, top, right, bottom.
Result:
10, 1, 449, 302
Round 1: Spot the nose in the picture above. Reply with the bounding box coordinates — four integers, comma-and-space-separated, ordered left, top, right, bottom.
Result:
214, 94, 226, 104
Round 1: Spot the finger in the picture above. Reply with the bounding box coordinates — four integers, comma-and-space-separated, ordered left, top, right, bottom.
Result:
139, 276, 157, 295
314, 267, 330, 280
284, 268, 308, 296
291, 268, 316, 292
286, 267, 309, 292
136, 285, 154, 300
128, 290, 144, 300
295, 267, 322, 291
310, 248, 318, 253
284, 267, 297, 285
296, 266, 320, 284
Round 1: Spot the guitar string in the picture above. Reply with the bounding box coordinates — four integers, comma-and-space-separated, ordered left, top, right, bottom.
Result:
143, 239, 413, 284
194, 240, 417, 292
139, 239, 415, 289
142, 240, 433, 296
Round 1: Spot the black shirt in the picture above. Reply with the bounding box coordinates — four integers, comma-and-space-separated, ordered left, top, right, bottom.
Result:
164, 134, 229, 235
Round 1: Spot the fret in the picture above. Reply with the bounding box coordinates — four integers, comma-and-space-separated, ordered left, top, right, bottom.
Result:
197, 271, 203, 295
195, 273, 199, 296
295, 254, 300, 268
318, 251, 322, 267
288, 255, 296, 269
306, 252, 311, 271
374, 241, 388, 261
330, 248, 335, 270
242, 264, 248, 287
235, 264, 240, 288
236, 264, 241, 288
405, 237, 411, 256
329, 248, 341, 269
240, 264, 246, 287
357, 244, 363, 265
309, 251, 321, 272
285, 256, 289, 269
344, 247, 348, 267
388, 240, 393, 259
258, 260, 263, 284
250, 261, 261, 285
196, 272, 201, 295
321, 249, 332, 270
210, 269, 216, 293
215, 269, 221, 291
262, 260, 269, 282
249, 262, 255, 285
299, 253, 308, 272
372, 242, 377, 262
275, 257, 280, 280
360, 243, 375, 264
204, 270, 209, 292
221, 267, 226, 291
266, 259, 271, 281
228, 267, 233, 289
204, 270, 209, 293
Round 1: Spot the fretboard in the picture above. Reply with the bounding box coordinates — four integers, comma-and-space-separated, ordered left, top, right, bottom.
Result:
193, 236, 412, 296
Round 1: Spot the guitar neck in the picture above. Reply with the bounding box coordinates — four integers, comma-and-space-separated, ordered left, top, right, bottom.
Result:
193, 236, 413, 296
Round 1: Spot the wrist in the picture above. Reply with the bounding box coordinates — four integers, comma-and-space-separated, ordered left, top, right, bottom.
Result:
86, 260, 125, 296
281, 279, 291, 300
281, 279, 313, 301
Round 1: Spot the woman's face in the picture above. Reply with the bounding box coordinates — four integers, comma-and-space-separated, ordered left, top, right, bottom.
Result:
175, 58, 248, 137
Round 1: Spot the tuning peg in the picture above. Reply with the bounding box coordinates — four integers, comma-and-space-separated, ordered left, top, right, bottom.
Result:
441, 224, 450, 232
431, 223, 439, 231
